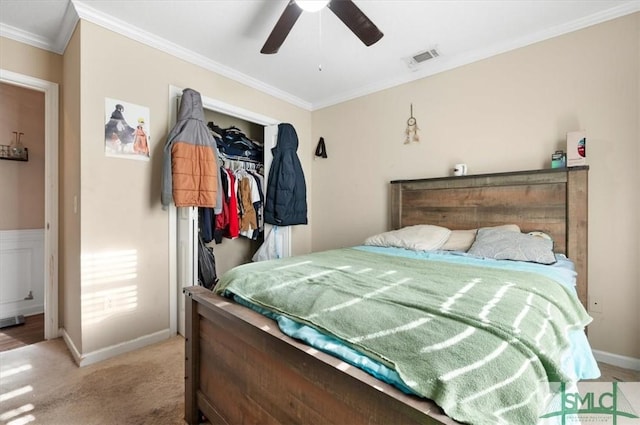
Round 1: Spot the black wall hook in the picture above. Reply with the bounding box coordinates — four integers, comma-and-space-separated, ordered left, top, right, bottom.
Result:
315, 137, 327, 158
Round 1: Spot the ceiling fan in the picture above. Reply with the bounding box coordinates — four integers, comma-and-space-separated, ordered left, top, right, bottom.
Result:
261, 0, 383, 54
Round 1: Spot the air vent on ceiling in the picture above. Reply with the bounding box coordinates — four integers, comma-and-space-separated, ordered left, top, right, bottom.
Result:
413, 49, 439, 63
405, 48, 440, 69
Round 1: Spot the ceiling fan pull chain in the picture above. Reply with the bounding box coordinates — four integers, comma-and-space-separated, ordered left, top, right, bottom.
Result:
318, 10, 323, 71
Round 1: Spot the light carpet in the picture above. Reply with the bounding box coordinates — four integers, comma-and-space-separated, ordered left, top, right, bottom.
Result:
0, 336, 185, 425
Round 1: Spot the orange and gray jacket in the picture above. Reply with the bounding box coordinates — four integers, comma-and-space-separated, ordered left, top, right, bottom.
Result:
161, 88, 221, 210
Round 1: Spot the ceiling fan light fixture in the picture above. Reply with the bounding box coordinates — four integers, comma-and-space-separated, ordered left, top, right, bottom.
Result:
262, 0, 382, 54
296, 0, 329, 13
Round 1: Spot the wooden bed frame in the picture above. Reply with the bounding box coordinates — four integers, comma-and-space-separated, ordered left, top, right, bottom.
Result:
184, 166, 589, 425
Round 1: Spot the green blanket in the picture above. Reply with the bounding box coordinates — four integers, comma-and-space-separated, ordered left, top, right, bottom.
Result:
216, 248, 591, 425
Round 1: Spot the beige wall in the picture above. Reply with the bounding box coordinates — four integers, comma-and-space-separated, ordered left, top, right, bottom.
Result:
0, 83, 45, 230
61, 25, 82, 351
311, 13, 640, 359
0, 37, 63, 84
77, 22, 311, 353
637, 12, 640, 355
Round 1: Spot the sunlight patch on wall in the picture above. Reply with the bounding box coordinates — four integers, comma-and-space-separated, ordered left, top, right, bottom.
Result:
81, 250, 139, 325
81, 250, 138, 286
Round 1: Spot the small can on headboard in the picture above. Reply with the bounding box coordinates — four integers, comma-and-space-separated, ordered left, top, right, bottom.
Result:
567, 130, 586, 167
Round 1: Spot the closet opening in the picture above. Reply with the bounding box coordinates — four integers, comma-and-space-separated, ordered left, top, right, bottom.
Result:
203, 110, 265, 276
167, 86, 289, 336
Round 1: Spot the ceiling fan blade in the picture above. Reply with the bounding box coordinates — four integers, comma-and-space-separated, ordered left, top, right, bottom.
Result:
261, 1, 303, 54
327, 0, 383, 47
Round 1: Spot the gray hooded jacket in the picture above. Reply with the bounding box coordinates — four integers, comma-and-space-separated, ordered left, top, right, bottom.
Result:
161, 88, 222, 212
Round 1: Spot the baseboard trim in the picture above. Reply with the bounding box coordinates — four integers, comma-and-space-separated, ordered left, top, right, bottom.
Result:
592, 349, 640, 372
61, 328, 82, 365
61, 328, 172, 367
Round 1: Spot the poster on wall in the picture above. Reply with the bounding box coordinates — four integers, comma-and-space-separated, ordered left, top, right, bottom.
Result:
104, 98, 150, 161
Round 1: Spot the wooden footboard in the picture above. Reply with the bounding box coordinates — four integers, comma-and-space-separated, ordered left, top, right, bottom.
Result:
184, 286, 458, 425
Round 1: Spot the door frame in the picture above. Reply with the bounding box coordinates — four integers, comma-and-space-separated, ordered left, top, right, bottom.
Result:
167, 86, 287, 335
0, 69, 59, 340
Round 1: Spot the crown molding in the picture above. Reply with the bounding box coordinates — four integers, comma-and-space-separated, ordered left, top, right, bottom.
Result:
310, 1, 640, 110
53, 1, 80, 54
0, 23, 62, 54
0, 0, 78, 55
72, 0, 312, 111
2, 0, 638, 111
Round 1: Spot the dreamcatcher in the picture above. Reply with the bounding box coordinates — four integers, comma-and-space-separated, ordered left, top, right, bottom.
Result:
404, 103, 419, 144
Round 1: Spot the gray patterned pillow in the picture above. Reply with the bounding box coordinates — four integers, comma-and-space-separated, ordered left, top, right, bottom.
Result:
467, 227, 556, 265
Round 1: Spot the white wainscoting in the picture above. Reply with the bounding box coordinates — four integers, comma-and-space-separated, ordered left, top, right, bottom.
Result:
0, 229, 44, 318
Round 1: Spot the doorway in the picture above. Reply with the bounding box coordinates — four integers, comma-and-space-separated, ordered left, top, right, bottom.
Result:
0, 69, 59, 342
167, 86, 290, 336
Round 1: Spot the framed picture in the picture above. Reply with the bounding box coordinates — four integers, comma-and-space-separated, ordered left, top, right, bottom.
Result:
104, 98, 150, 161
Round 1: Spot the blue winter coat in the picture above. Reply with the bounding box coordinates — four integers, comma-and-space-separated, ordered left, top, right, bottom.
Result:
264, 123, 308, 226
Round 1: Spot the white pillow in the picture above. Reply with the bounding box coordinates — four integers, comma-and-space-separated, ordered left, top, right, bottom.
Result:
440, 224, 521, 252
440, 229, 477, 251
364, 225, 451, 251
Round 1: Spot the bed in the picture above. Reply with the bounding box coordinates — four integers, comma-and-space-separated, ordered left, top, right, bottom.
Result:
184, 166, 593, 425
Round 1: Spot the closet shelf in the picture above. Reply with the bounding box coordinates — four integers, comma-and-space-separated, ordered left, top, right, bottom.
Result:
0, 144, 29, 161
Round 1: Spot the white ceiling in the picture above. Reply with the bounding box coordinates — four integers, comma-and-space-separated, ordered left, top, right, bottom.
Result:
1, 0, 638, 110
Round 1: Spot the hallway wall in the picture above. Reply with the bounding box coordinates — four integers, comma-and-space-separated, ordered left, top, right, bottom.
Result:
0, 83, 45, 230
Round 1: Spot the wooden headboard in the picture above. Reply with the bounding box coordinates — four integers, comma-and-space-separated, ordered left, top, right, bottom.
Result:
390, 167, 589, 309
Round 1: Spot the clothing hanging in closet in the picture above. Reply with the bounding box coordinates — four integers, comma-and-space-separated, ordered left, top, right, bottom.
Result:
203, 164, 264, 244
200, 123, 265, 245
208, 122, 264, 162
